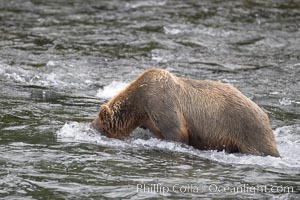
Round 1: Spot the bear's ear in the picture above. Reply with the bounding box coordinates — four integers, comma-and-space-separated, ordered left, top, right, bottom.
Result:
99, 105, 112, 121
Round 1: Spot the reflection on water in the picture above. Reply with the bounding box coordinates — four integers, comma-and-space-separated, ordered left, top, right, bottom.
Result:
0, 0, 299, 199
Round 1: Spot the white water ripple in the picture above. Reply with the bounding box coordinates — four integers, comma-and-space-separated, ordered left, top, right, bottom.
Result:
57, 122, 300, 170
0, 61, 94, 90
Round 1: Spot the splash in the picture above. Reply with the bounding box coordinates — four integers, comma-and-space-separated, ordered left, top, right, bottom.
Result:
57, 122, 300, 169
96, 81, 128, 99
56, 122, 130, 148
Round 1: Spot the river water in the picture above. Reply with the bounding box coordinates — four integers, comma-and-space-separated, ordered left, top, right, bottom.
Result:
0, 0, 299, 199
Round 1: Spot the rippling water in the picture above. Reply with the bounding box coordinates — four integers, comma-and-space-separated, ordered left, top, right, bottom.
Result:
0, 0, 299, 199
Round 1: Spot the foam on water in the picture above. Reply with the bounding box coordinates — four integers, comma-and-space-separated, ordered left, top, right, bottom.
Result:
2, 125, 29, 131
0, 61, 93, 91
126, 0, 167, 9
164, 26, 182, 35
57, 122, 300, 170
279, 97, 293, 106
96, 81, 128, 99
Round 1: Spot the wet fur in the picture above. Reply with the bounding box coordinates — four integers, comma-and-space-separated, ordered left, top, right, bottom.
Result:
93, 69, 280, 157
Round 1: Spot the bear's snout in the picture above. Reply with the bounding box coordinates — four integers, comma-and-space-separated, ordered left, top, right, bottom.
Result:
92, 118, 101, 133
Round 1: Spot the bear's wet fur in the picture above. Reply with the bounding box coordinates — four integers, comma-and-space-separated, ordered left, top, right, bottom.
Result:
92, 69, 280, 157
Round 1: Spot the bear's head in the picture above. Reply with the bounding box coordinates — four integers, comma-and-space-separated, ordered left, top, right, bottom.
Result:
92, 105, 113, 136
92, 104, 137, 138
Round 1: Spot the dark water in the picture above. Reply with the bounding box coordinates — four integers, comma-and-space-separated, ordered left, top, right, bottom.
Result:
0, 0, 300, 199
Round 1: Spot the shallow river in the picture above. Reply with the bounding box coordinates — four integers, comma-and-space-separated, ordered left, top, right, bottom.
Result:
0, 0, 299, 199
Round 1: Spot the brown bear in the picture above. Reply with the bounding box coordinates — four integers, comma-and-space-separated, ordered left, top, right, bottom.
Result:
92, 69, 280, 157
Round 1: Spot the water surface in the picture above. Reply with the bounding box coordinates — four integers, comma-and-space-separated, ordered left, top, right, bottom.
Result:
0, 0, 299, 199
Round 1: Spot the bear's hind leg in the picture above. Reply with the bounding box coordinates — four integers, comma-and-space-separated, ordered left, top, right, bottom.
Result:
235, 135, 280, 157
236, 143, 262, 156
